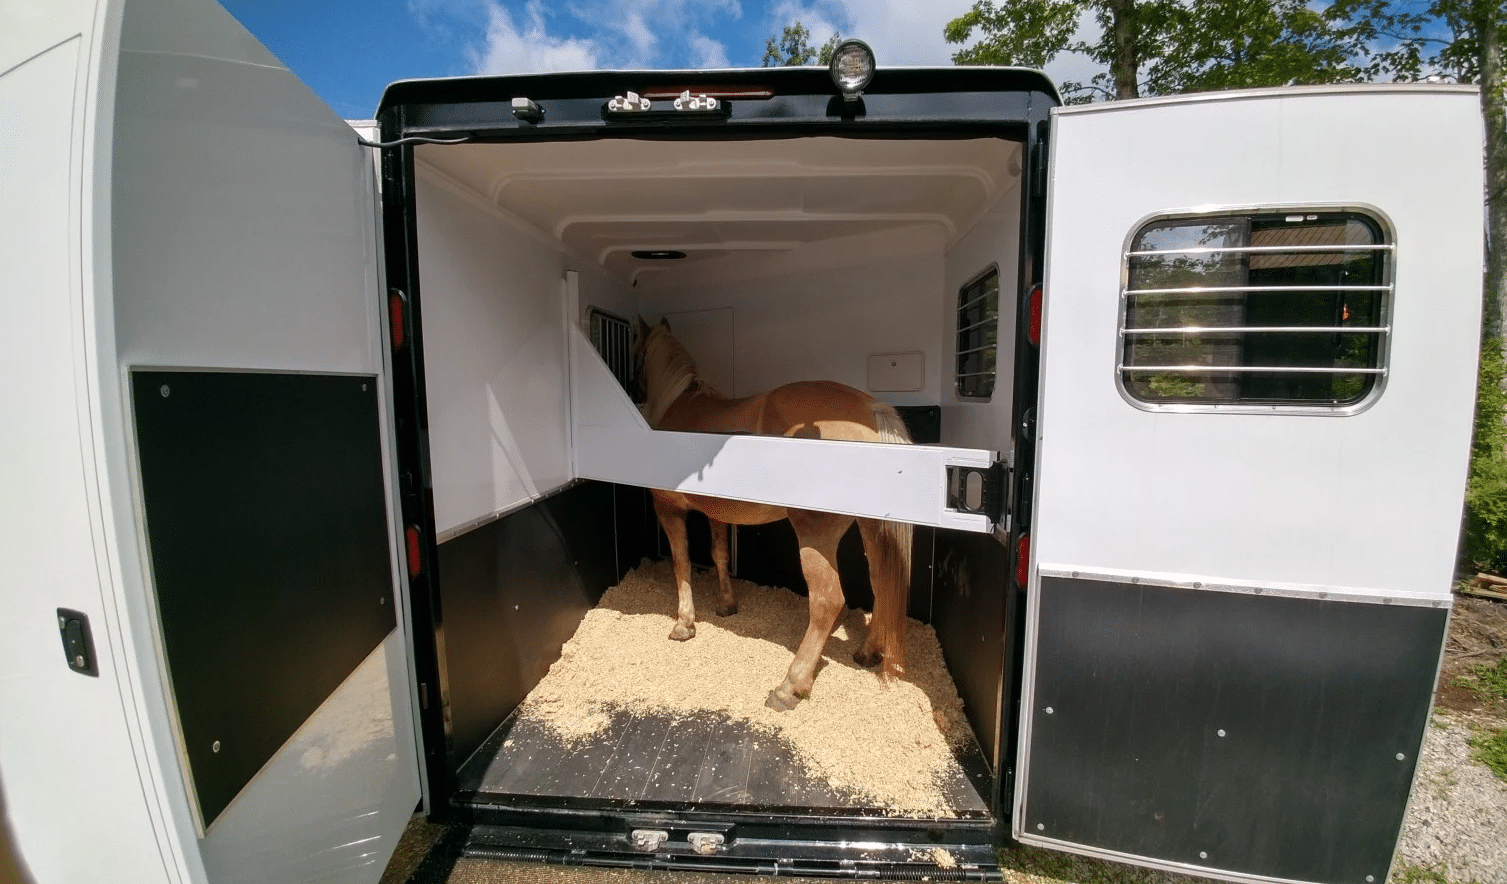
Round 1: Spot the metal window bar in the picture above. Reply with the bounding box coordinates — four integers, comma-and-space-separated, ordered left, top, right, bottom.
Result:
1123, 326, 1390, 335
589, 308, 634, 394
1121, 365, 1385, 375
1127, 244, 1395, 257
1126, 284, 1391, 296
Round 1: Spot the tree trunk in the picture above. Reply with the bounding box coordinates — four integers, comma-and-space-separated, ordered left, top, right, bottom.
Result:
1108, 0, 1140, 99
1479, 0, 1505, 344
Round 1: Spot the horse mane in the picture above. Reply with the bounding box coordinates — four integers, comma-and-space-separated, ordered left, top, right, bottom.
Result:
642, 325, 719, 426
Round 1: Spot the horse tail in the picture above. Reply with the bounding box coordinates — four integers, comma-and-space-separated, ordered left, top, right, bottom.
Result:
860, 516, 913, 680
871, 402, 912, 445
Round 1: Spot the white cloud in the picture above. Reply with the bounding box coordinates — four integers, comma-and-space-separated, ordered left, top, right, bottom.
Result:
462, 0, 742, 73
469, 1, 600, 74
690, 35, 732, 70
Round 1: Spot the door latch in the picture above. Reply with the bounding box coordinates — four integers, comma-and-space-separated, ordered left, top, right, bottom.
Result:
57, 608, 98, 677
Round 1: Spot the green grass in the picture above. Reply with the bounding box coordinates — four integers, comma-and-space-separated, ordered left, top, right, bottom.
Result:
1393, 861, 1484, 884
1453, 657, 1507, 704
1469, 726, 1507, 782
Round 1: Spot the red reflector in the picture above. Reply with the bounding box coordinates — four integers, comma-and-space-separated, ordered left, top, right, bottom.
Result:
1027, 284, 1043, 346
405, 526, 422, 579
389, 291, 406, 351
1015, 534, 1031, 588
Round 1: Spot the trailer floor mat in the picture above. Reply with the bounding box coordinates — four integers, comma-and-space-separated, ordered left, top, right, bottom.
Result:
465, 560, 992, 817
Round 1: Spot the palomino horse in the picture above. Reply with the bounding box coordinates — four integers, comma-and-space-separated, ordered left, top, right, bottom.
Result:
634, 317, 914, 711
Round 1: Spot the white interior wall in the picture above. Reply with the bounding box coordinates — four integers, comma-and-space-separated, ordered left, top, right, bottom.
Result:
941, 174, 1023, 452
637, 225, 948, 406
415, 163, 630, 537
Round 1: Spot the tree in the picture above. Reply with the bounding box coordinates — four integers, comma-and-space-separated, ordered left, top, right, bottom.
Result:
945, 0, 1371, 101
762, 22, 845, 67
1332, 0, 1503, 341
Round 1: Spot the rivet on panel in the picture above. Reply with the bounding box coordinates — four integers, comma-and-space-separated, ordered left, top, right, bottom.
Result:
1217, 729, 1226, 737
1396, 753, 1406, 761
160, 385, 171, 398
1199, 852, 1208, 860
1036, 823, 1044, 831
212, 740, 221, 753
1045, 707, 1054, 715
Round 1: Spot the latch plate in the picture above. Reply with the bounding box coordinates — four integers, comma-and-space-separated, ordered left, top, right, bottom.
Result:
946, 461, 1008, 524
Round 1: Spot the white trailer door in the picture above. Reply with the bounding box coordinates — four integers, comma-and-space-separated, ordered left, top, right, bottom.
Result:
1016, 87, 1482, 884
2, 0, 417, 882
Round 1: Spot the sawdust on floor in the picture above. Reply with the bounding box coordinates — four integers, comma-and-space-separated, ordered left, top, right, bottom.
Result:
515, 559, 974, 816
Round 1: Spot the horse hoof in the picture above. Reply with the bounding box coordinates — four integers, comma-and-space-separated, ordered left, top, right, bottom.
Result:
716, 603, 739, 617
765, 687, 801, 712
669, 623, 695, 641
852, 648, 881, 668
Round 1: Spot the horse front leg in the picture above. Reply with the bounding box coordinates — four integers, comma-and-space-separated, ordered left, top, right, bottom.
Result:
651, 492, 697, 641
708, 517, 738, 617
767, 512, 849, 711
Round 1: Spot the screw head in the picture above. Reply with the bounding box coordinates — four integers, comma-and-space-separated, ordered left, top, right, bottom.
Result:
1199, 851, 1208, 860
1396, 753, 1406, 761
1045, 706, 1054, 715
1036, 823, 1044, 831
1217, 729, 1226, 737
160, 385, 171, 398
212, 740, 221, 753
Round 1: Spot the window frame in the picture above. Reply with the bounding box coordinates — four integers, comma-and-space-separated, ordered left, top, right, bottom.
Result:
956, 264, 1003, 401
1115, 204, 1396, 417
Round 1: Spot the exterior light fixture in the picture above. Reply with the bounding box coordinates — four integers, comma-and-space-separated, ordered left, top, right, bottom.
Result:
828, 40, 875, 101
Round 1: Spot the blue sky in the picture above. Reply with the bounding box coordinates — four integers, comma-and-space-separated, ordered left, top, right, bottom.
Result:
218, 0, 1032, 119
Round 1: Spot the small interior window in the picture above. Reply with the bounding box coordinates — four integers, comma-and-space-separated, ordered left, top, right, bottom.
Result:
957, 267, 1001, 399
1120, 211, 1390, 409
589, 307, 634, 394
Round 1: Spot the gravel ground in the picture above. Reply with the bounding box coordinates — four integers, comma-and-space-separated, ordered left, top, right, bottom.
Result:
1391, 713, 1507, 884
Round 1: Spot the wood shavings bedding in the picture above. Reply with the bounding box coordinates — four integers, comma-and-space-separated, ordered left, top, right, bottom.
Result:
514, 558, 978, 816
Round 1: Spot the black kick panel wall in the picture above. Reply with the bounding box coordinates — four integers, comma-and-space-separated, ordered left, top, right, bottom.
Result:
131, 370, 396, 826
1023, 577, 1446, 884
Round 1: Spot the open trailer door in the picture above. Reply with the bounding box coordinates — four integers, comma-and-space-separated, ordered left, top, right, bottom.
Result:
2, 0, 419, 881
1016, 87, 1482, 884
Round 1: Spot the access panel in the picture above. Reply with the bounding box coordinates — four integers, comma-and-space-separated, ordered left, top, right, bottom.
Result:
133, 370, 395, 826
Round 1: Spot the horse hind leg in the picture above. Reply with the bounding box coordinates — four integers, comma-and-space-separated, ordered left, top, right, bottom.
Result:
767, 511, 850, 712
651, 492, 697, 641
853, 517, 912, 678
708, 517, 738, 617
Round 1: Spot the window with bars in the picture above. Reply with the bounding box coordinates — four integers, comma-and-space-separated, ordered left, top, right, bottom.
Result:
589, 307, 634, 394
956, 267, 1000, 399
1120, 211, 1390, 410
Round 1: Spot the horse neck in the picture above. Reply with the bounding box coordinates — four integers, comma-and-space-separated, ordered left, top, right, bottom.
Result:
643, 334, 711, 426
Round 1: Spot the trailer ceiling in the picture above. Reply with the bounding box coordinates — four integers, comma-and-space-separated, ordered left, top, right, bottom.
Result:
415, 137, 1023, 287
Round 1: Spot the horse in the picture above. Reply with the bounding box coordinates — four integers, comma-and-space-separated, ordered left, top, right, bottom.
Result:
633, 317, 914, 711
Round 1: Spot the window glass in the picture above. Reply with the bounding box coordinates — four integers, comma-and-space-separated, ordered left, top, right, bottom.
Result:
957, 268, 1000, 399
1121, 212, 1388, 408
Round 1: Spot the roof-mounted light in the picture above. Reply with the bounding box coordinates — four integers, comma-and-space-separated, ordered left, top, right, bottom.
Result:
828, 39, 875, 101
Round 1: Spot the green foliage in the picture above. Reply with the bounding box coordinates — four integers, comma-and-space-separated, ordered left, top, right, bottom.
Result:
1470, 726, 1507, 782
762, 22, 844, 67
1455, 657, 1507, 702
1464, 345, 1507, 572
1394, 861, 1485, 884
1145, 0, 1366, 93
943, 0, 1086, 69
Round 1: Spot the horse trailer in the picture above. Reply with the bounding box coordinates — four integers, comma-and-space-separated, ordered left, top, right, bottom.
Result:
1, 0, 1487, 882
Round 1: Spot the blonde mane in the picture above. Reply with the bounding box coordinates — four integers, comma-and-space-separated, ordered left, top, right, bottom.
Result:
642, 325, 719, 426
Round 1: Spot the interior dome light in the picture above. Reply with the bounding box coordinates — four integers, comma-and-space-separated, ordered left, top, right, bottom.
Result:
631, 250, 687, 260
828, 40, 875, 100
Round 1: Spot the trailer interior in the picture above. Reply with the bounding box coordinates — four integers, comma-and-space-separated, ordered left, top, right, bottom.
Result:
379, 68, 1055, 874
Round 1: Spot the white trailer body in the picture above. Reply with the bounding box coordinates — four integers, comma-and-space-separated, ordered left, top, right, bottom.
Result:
0, 0, 1484, 883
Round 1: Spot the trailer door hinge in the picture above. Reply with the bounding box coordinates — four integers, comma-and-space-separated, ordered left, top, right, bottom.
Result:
946, 461, 1008, 525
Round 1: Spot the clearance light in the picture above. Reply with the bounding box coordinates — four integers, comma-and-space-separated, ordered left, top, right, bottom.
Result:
1027, 283, 1043, 346
1015, 534, 1031, 588
828, 39, 875, 100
